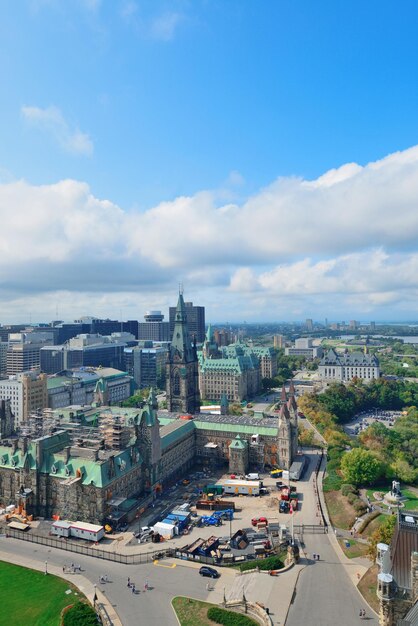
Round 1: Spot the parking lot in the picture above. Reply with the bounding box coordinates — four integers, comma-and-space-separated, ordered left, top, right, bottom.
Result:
344, 409, 404, 436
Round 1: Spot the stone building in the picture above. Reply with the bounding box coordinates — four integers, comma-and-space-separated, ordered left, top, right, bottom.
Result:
166, 292, 200, 414
376, 510, 418, 626
0, 291, 298, 525
319, 347, 380, 382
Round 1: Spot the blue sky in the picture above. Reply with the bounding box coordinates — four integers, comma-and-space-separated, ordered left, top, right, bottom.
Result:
2, 0, 418, 323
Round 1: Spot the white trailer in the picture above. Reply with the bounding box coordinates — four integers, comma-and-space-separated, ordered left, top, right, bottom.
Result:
70, 521, 104, 542
289, 456, 306, 481
153, 521, 176, 539
51, 520, 71, 538
220, 479, 260, 496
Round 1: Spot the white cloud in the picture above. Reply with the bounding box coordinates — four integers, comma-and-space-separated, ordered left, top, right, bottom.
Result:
3, 145, 418, 320
21, 105, 93, 156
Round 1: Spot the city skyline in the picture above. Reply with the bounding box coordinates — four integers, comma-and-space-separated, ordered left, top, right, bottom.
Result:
2, 2, 418, 322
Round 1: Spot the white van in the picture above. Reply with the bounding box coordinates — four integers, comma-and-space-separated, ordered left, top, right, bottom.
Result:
245, 473, 260, 481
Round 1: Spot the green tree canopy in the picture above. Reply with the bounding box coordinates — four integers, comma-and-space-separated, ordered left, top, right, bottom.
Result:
340, 448, 386, 486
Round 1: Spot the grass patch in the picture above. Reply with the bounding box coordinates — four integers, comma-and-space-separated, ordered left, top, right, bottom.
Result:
172, 597, 258, 626
358, 564, 380, 614
0, 561, 87, 626
402, 489, 418, 510
338, 539, 370, 559
172, 597, 215, 626
324, 490, 357, 529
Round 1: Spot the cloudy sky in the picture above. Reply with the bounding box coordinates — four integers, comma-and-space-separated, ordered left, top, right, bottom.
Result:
1, 1, 418, 324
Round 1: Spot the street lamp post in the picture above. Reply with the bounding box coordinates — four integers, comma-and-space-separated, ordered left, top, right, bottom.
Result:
44, 560, 48, 575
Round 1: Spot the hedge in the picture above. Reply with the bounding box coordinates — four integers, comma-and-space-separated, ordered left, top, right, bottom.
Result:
63, 602, 97, 626
341, 483, 357, 497
357, 510, 381, 534
207, 606, 258, 626
238, 554, 284, 572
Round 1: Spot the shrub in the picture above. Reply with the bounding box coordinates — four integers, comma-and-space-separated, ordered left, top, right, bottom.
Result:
341, 483, 357, 497
353, 499, 367, 514
346, 492, 357, 504
63, 602, 97, 626
238, 554, 284, 572
207, 606, 258, 625
357, 510, 381, 534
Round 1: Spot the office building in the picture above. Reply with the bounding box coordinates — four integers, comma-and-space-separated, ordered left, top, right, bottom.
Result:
169, 301, 205, 343
285, 338, 323, 360
124, 344, 168, 389
273, 335, 284, 349
7, 332, 54, 375
0, 369, 47, 424
137, 311, 170, 342
47, 367, 132, 409
0, 342, 7, 377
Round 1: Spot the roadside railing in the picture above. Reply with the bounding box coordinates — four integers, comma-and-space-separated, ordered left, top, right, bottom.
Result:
2, 527, 175, 564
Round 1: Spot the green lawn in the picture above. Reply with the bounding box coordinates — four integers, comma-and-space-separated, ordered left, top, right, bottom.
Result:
0, 561, 87, 626
338, 538, 370, 559
172, 597, 258, 626
366, 488, 418, 510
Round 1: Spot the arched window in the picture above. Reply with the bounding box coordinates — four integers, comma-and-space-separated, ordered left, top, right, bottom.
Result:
173, 371, 180, 396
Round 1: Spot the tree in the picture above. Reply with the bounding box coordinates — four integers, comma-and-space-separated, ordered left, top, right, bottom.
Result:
340, 448, 386, 486
367, 515, 396, 562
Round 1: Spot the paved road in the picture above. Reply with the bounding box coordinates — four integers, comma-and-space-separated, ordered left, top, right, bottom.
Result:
286, 533, 378, 626
0, 538, 226, 626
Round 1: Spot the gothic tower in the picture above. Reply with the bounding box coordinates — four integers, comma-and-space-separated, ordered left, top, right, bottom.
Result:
278, 403, 292, 469
166, 291, 200, 414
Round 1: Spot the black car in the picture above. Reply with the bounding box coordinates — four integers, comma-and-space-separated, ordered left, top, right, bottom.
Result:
199, 566, 220, 578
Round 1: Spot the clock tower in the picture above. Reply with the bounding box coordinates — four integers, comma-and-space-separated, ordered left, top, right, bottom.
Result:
166, 290, 200, 414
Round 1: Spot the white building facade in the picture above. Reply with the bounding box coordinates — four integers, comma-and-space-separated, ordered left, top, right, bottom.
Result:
319, 348, 380, 382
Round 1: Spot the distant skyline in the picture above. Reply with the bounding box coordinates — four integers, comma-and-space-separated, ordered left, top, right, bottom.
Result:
2, 1, 418, 323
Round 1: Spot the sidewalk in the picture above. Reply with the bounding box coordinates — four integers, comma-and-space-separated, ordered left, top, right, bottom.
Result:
0, 547, 122, 626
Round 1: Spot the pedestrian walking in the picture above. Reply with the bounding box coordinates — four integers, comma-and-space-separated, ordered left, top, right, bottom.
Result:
132, 584, 136, 594
62, 566, 65, 573
127, 577, 130, 587
104, 574, 108, 582
317, 554, 320, 561
313, 553, 316, 560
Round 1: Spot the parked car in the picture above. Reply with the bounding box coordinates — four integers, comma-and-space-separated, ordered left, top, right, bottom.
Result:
251, 516, 268, 527
199, 566, 220, 578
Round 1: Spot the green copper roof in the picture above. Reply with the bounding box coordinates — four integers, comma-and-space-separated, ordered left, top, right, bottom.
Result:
229, 434, 246, 450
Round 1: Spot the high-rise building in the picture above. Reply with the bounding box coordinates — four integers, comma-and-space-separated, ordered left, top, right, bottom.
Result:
125, 345, 168, 389
305, 318, 313, 331
273, 334, 284, 349
138, 311, 170, 341
169, 301, 205, 343
0, 342, 7, 377
7, 332, 54, 375
0, 369, 47, 424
